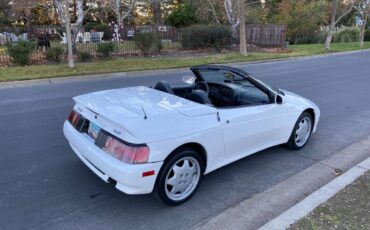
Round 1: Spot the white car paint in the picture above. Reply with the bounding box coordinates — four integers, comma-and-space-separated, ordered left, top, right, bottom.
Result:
63, 86, 320, 195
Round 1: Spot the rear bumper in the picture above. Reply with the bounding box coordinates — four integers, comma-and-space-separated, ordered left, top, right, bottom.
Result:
63, 121, 163, 195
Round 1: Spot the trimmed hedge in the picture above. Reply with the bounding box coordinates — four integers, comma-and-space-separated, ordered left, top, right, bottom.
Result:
181, 25, 232, 52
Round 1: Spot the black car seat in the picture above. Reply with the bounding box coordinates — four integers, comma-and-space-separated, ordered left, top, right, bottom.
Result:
154, 81, 174, 94
187, 90, 212, 105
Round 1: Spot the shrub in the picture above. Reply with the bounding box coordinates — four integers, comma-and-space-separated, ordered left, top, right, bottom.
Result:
313, 31, 328, 44
153, 35, 163, 54
134, 32, 160, 56
333, 27, 359, 43
293, 27, 361, 45
210, 25, 233, 52
6, 40, 36, 65
363, 30, 370, 41
96, 42, 115, 58
46, 46, 64, 62
292, 32, 323, 44
78, 51, 92, 62
181, 24, 232, 52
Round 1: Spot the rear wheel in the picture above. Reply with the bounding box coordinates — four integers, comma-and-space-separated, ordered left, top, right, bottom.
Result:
155, 148, 204, 206
286, 112, 313, 150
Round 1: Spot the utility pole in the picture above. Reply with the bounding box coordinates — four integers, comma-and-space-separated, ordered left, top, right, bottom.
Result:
239, 0, 247, 56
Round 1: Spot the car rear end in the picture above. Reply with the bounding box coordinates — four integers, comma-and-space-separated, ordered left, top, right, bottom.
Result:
63, 104, 163, 195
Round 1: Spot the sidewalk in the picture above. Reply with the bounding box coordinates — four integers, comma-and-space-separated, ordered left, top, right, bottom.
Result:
193, 136, 370, 230
289, 170, 370, 230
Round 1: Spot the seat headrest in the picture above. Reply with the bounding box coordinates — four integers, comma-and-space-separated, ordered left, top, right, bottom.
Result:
154, 81, 174, 94
188, 90, 212, 105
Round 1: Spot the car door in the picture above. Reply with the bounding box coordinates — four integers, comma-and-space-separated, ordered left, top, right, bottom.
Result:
218, 103, 289, 160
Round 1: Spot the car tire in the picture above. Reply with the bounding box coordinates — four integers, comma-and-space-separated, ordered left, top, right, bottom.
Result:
286, 112, 313, 150
155, 148, 204, 206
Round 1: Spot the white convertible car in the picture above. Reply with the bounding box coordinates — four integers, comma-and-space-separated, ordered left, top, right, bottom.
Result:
63, 65, 320, 205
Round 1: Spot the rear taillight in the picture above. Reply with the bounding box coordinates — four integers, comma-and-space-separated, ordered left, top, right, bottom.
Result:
102, 136, 150, 164
68, 111, 81, 127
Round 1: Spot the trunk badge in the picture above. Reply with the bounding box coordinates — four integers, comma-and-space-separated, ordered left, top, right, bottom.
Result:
113, 129, 122, 135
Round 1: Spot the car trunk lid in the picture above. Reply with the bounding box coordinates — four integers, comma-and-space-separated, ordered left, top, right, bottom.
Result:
73, 86, 217, 142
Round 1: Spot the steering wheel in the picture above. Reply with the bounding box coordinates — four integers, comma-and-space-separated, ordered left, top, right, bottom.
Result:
192, 81, 209, 95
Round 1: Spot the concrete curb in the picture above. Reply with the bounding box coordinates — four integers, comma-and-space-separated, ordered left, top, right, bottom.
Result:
259, 156, 370, 230
1, 48, 369, 89
192, 136, 370, 230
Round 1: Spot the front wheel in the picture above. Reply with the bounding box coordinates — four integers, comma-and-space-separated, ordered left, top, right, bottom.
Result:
286, 112, 313, 150
155, 149, 204, 206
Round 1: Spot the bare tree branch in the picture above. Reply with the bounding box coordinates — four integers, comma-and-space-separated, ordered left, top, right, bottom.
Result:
206, 0, 221, 24
335, 2, 355, 24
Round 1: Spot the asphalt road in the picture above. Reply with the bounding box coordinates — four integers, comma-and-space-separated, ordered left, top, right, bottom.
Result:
1, 51, 370, 230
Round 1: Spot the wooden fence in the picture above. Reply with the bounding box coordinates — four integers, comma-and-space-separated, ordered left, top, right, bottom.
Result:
245, 24, 287, 47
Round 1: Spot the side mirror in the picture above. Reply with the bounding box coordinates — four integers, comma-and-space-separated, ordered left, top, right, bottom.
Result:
183, 75, 196, 85
275, 95, 283, 105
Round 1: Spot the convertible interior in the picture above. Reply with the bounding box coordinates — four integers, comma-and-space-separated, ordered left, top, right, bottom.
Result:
153, 80, 271, 108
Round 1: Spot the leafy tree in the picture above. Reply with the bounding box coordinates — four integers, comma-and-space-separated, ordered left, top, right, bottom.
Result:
263, 0, 282, 23
10, 0, 52, 28
0, 0, 13, 26
165, 1, 199, 28
324, 0, 357, 49
192, 0, 225, 25
276, 0, 324, 44
31, 5, 58, 25
355, 0, 370, 46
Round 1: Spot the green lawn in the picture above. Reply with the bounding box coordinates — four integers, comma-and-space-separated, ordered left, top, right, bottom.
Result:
0, 42, 369, 82
50, 41, 181, 53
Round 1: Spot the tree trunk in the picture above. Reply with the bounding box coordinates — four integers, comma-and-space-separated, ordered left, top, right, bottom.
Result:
115, 0, 121, 25
224, 0, 239, 39
360, 13, 368, 47
65, 0, 75, 68
324, 27, 334, 50
239, 0, 247, 56
72, 0, 84, 52
324, 0, 339, 50
151, 0, 161, 26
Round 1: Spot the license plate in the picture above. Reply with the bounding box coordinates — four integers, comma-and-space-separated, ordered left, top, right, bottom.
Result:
88, 122, 101, 139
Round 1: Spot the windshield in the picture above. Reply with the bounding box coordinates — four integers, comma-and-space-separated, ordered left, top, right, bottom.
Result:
195, 69, 244, 82
194, 68, 281, 96
250, 77, 282, 95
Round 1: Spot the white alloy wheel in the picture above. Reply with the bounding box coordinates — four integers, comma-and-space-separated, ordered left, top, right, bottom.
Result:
294, 116, 312, 147
164, 156, 201, 201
